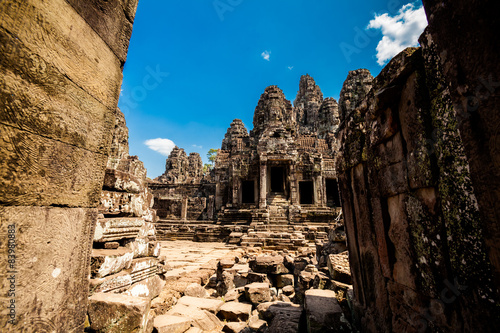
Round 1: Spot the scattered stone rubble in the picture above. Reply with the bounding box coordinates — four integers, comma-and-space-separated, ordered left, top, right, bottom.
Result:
86, 108, 166, 332
150, 244, 352, 333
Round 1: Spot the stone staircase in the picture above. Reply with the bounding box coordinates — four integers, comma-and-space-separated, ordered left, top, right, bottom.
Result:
154, 220, 209, 241
266, 193, 290, 230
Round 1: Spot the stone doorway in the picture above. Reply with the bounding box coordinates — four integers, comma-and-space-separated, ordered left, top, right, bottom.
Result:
270, 167, 285, 193
325, 178, 341, 207
241, 180, 255, 204
299, 181, 314, 204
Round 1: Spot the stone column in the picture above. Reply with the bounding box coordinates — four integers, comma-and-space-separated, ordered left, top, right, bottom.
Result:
181, 197, 188, 221
290, 163, 299, 205
259, 161, 267, 209
232, 170, 239, 206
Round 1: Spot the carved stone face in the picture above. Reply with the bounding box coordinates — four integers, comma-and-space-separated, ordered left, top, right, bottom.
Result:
269, 107, 282, 122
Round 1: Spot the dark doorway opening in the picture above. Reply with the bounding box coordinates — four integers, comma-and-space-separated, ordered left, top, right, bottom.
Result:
242, 180, 255, 204
299, 181, 314, 204
270, 167, 285, 192
326, 179, 341, 207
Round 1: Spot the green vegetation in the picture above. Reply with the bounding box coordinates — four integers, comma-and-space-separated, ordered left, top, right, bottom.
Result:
203, 148, 218, 174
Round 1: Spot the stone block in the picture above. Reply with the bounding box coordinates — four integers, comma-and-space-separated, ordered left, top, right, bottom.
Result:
129, 257, 160, 282
90, 271, 132, 294
371, 132, 405, 170
65, 0, 135, 63
377, 162, 408, 197
222, 322, 248, 333
327, 251, 352, 284
248, 315, 268, 332
0, 124, 107, 207
168, 303, 222, 331
0, 0, 123, 109
224, 287, 247, 302
185, 328, 203, 333
177, 296, 224, 314
125, 239, 160, 259
154, 315, 192, 333
282, 285, 295, 296
184, 283, 208, 298
369, 108, 399, 146
387, 195, 417, 290
0, 28, 113, 155
245, 282, 272, 304
216, 270, 235, 296
93, 217, 144, 242
304, 289, 348, 333
104, 242, 120, 249
256, 302, 303, 333
247, 272, 271, 285
233, 272, 249, 288
103, 168, 144, 193
218, 302, 252, 322
249, 255, 289, 274
0, 207, 96, 331
88, 293, 151, 333
100, 191, 150, 218
91, 247, 134, 278
123, 275, 165, 299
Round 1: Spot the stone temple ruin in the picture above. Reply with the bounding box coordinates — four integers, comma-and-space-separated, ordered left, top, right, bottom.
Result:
1, 0, 500, 332
151, 75, 343, 249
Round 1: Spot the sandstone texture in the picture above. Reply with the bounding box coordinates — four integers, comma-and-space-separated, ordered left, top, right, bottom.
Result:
88, 292, 151, 333
336, 12, 500, 330
0, 1, 137, 331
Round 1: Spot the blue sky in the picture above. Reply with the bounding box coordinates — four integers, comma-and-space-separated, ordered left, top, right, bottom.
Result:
118, 0, 427, 178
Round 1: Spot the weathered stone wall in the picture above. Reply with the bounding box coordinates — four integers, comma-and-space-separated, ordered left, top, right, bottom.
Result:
0, 0, 137, 331
337, 43, 500, 332
422, 0, 500, 298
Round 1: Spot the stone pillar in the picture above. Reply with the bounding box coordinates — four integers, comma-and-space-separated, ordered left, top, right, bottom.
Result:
259, 161, 267, 209
232, 171, 239, 206
290, 163, 299, 205
207, 195, 215, 220
181, 197, 188, 221
314, 175, 323, 206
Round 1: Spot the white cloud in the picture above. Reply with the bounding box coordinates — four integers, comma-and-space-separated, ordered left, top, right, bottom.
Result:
192, 144, 203, 149
144, 138, 176, 156
261, 50, 271, 61
367, 3, 428, 66
288, 66, 294, 70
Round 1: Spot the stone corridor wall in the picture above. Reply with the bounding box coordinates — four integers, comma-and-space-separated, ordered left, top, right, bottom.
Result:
337, 36, 500, 333
0, 0, 138, 331
421, 0, 500, 299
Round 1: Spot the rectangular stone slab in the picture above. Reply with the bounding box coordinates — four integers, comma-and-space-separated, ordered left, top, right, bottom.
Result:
154, 315, 193, 333
65, 0, 135, 63
93, 217, 144, 242
91, 248, 134, 278
103, 169, 144, 194
0, 0, 122, 109
0, 27, 114, 155
88, 292, 151, 333
122, 275, 165, 299
99, 191, 149, 218
0, 124, 107, 207
0, 207, 96, 331
177, 296, 225, 314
